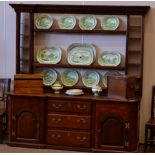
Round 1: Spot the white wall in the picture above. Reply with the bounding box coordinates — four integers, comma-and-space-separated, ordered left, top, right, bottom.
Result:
0, 1, 155, 143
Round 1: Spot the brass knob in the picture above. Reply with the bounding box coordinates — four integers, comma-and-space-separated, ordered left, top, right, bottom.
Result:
77, 104, 86, 110
77, 118, 86, 124
76, 136, 86, 142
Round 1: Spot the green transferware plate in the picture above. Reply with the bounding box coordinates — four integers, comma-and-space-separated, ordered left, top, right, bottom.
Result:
36, 47, 62, 64
98, 52, 121, 66
82, 70, 100, 88
79, 15, 97, 30
58, 16, 76, 29
67, 43, 96, 65
102, 71, 121, 88
101, 16, 119, 30
35, 14, 53, 29
61, 70, 79, 87
42, 69, 57, 86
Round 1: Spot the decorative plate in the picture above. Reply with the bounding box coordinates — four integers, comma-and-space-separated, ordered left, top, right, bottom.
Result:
36, 47, 62, 64
82, 70, 100, 87
42, 69, 57, 86
98, 52, 121, 66
61, 70, 79, 86
67, 43, 96, 65
102, 71, 121, 87
35, 14, 53, 29
101, 16, 119, 30
79, 15, 97, 30
65, 89, 84, 96
58, 16, 76, 29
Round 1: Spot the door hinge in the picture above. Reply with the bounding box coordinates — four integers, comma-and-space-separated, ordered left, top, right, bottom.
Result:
125, 122, 130, 129
125, 141, 129, 147
12, 116, 16, 121
12, 131, 15, 137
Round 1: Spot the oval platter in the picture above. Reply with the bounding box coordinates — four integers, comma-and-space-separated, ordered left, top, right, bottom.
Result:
61, 69, 79, 87
35, 14, 53, 29
42, 69, 57, 86
101, 16, 119, 30
36, 47, 62, 64
98, 52, 121, 66
67, 43, 96, 66
58, 16, 76, 29
82, 70, 100, 88
79, 15, 97, 30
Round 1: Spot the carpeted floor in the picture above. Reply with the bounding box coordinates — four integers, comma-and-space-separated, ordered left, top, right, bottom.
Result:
0, 144, 75, 153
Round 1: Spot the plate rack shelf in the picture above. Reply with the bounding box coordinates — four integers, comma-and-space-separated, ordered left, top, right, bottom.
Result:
11, 4, 149, 95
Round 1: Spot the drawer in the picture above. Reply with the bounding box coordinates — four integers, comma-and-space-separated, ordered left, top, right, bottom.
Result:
48, 114, 91, 130
47, 129, 91, 148
48, 100, 91, 114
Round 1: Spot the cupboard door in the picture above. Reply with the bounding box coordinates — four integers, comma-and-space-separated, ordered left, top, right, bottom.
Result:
95, 103, 129, 151
10, 96, 45, 143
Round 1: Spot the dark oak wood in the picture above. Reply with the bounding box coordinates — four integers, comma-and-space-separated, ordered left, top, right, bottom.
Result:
8, 92, 140, 152
9, 4, 150, 15
145, 86, 155, 151
34, 29, 127, 35
9, 3, 150, 153
33, 62, 125, 71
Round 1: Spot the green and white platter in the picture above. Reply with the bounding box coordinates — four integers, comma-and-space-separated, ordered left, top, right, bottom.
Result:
58, 16, 76, 29
42, 69, 57, 86
35, 14, 53, 29
82, 70, 100, 88
98, 52, 121, 66
36, 47, 62, 64
79, 15, 97, 30
67, 43, 96, 65
102, 71, 121, 88
61, 69, 79, 87
101, 16, 119, 30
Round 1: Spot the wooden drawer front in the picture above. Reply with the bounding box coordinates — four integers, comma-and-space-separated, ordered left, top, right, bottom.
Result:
48, 114, 91, 130
48, 100, 91, 114
47, 130, 91, 148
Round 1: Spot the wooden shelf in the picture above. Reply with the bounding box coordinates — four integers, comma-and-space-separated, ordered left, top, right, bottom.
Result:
34, 29, 127, 35
33, 62, 125, 70
128, 50, 141, 53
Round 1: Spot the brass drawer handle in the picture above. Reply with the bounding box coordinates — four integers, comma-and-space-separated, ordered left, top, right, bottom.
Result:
51, 117, 62, 123
76, 136, 86, 142
77, 118, 86, 124
52, 103, 62, 109
77, 104, 87, 110
51, 134, 61, 139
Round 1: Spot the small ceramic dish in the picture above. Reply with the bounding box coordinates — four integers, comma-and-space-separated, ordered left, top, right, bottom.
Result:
101, 16, 119, 30
35, 14, 53, 29
58, 16, 76, 29
61, 69, 79, 87
79, 15, 97, 30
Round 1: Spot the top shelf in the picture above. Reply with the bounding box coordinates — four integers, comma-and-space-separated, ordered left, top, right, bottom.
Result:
34, 29, 127, 35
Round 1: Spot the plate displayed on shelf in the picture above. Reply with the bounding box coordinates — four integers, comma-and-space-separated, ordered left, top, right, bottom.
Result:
58, 16, 76, 29
79, 15, 97, 30
61, 69, 79, 86
102, 71, 121, 87
67, 43, 96, 65
101, 16, 119, 30
42, 69, 57, 86
36, 47, 62, 64
65, 89, 84, 96
35, 14, 53, 29
82, 70, 100, 87
98, 52, 121, 66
